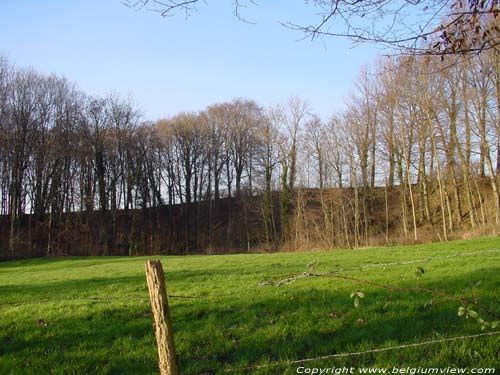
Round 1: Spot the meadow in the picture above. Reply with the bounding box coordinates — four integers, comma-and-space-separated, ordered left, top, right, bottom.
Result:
1, 237, 499, 374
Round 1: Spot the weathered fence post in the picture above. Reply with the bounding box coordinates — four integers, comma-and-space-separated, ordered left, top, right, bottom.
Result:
145, 260, 180, 375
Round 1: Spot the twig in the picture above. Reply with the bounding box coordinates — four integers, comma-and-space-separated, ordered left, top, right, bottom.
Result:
319, 274, 500, 318
272, 270, 499, 319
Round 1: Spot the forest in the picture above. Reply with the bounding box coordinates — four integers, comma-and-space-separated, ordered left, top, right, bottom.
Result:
1, 42, 500, 259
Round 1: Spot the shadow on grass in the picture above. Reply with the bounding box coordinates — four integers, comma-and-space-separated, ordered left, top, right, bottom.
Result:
2, 267, 499, 375
0, 304, 158, 375
0, 276, 149, 304
0, 263, 295, 304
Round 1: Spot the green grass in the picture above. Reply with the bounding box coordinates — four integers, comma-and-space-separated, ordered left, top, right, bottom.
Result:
1, 237, 500, 375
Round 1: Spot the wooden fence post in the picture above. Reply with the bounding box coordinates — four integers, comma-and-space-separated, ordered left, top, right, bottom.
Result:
145, 260, 180, 375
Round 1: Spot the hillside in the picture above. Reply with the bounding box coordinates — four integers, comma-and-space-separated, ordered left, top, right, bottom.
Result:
1, 179, 499, 260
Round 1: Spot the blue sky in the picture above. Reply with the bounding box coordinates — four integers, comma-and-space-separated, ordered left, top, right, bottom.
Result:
0, 0, 381, 121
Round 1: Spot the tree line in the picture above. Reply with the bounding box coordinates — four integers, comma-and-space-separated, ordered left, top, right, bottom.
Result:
1, 43, 500, 258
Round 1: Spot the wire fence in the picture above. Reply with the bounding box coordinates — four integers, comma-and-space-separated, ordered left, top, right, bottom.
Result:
224, 331, 500, 372
2, 248, 499, 374
1, 248, 499, 309
310, 248, 500, 275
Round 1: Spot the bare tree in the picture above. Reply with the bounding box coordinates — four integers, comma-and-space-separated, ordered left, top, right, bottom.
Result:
284, 96, 309, 191
255, 107, 283, 245
126, 0, 500, 56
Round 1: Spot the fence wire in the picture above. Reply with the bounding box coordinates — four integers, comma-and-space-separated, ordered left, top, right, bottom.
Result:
1, 248, 499, 309
224, 331, 500, 372
315, 248, 500, 275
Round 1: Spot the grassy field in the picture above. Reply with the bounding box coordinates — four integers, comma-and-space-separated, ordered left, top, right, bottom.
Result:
1, 238, 499, 374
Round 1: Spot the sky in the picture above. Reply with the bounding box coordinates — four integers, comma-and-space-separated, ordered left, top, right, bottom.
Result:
0, 0, 382, 121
